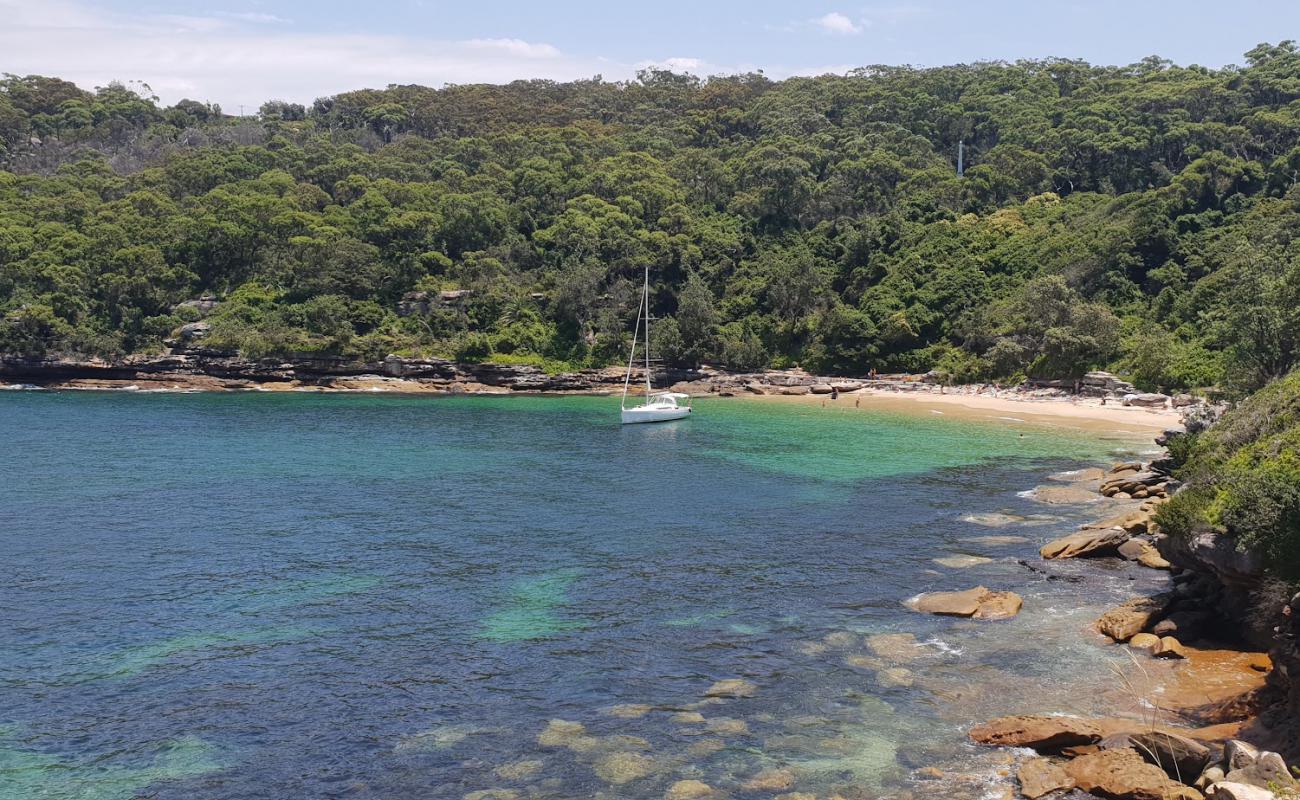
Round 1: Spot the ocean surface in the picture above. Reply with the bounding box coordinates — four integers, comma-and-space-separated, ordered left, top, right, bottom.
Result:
0, 392, 1168, 799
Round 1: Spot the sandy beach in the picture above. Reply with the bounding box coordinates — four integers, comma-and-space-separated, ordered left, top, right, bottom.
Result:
727, 386, 1182, 436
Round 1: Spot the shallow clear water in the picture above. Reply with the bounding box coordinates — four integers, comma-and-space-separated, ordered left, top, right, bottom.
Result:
0, 392, 1167, 799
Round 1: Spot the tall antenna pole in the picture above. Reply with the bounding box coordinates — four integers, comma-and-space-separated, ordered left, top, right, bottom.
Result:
957, 140, 965, 177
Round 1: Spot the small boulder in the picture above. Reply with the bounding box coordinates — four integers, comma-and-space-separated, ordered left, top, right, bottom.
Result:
593, 752, 655, 785
1097, 595, 1169, 642
905, 587, 1022, 619
1018, 757, 1075, 799
1195, 766, 1225, 790
1138, 550, 1173, 570
1225, 740, 1260, 771
1225, 751, 1295, 789
1128, 731, 1211, 782
973, 590, 1024, 620
1152, 636, 1188, 659
1064, 749, 1203, 800
1129, 632, 1161, 651
969, 715, 1103, 750
1041, 528, 1130, 559
1208, 781, 1281, 799
1119, 538, 1156, 561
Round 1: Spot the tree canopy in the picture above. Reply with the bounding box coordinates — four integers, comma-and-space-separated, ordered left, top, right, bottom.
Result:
5, 48, 1300, 391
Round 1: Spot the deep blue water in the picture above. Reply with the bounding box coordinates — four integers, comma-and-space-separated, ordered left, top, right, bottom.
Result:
0, 392, 1166, 799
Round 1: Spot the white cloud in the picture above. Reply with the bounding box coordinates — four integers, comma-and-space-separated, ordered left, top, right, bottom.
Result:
814, 12, 863, 35
0, 0, 599, 110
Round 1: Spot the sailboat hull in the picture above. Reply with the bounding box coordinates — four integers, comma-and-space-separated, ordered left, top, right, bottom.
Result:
621, 405, 692, 424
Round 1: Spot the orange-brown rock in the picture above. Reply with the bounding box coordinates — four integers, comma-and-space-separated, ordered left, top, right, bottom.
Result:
1063, 749, 1203, 800
1018, 757, 1075, 799
1041, 528, 1130, 559
1096, 595, 1169, 642
906, 587, 1023, 619
969, 716, 1103, 750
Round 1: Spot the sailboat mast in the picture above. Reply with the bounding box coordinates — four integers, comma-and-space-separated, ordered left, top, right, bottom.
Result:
644, 265, 652, 397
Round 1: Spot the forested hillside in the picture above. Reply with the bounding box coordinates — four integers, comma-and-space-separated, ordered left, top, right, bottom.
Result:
4, 43, 1300, 392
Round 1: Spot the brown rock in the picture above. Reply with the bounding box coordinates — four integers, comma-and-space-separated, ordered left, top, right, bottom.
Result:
1064, 749, 1203, 800
907, 587, 987, 616
1128, 731, 1211, 782
704, 679, 757, 698
969, 715, 1103, 751
1129, 633, 1161, 650
1018, 757, 1075, 799
1152, 636, 1187, 659
906, 587, 1022, 619
1138, 550, 1173, 570
973, 590, 1024, 620
1119, 538, 1156, 560
1028, 485, 1102, 505
1041, 528, 1131, 559
666, 779, 715, 800
1097, 595, 1169, 642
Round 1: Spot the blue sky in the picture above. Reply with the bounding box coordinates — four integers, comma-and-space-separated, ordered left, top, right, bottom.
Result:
3, 0, 1300, 110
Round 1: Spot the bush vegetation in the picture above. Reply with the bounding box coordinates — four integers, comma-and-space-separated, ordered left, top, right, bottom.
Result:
5, 46, 1300, 390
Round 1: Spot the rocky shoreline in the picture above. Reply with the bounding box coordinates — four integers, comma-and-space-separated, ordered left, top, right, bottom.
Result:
910, 425, 1300, 800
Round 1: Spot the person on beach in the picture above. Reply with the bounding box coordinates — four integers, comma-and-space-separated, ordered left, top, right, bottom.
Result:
831, 387, 839, 400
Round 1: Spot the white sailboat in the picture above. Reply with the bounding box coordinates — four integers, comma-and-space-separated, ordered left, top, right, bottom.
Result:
621, 265, 692, 424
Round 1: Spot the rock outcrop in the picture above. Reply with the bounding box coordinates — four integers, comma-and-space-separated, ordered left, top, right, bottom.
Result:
1064, 749, 1204, 800
905, 587, 1023, 619
969, 715, 1103, 750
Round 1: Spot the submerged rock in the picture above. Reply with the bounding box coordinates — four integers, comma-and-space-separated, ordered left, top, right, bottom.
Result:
704, 716, 748, 735
592, 751, 656, 785
865, 633, 923, 663
665, 779, 715, 800
537, 719, 586, 747
742, 767, 797, 791
704, 678, 758, 698
493, 759, 543, 781
933, 554, 994, 569
1040, 528, 1130, 559
961, 534, 1032, 545
1018, 757, 1075, 799
605, 703, 653, 718
1025, 484, 1101, 505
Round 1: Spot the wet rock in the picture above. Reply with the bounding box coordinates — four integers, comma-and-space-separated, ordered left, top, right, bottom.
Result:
743, 767, 797, 791
671, 711, 706, 724
1097, 595, 1170, 642
1128, 731, 1211, 782
963, 513, 1028, 528
1018, 757, 1075, 799
823, 631, 858, 648
969, 715, 1103, 750
974, 591, 1023, 620
776, 794, 816, 800
666, 779, 715, 800
463, 790, 520, 800
593, 751, 656, 785
605, 703, 653, 718
1153, 636, 1188, 659
1138, 550, 1173, 570
1040, 528, 1130, 559
493, 760, 543, 781
905, 587, 1023, 619
537, 719, 586, 747
1050, 467, 1107, 482
704, 678, 757, 698
1205, 782, 1277, 800
1064, 749, 1203, 800
915, 766, 944, 779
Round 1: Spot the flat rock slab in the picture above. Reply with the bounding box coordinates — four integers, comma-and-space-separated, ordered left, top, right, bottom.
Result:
1064, 749, 1204, 800
906, 587, 1024, 619
1025, 485, 1102, 505
933, 554, 995, 568
703, 679, 757, 698
1018, 757, 1075, 799
1041, 528, 1130, 559
969, 715, 1103, 750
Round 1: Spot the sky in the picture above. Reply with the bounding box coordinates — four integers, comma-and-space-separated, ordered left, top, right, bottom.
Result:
3, 0, 1300, 111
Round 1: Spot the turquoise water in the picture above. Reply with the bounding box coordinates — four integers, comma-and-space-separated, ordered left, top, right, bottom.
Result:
0, 392, 1164, 799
